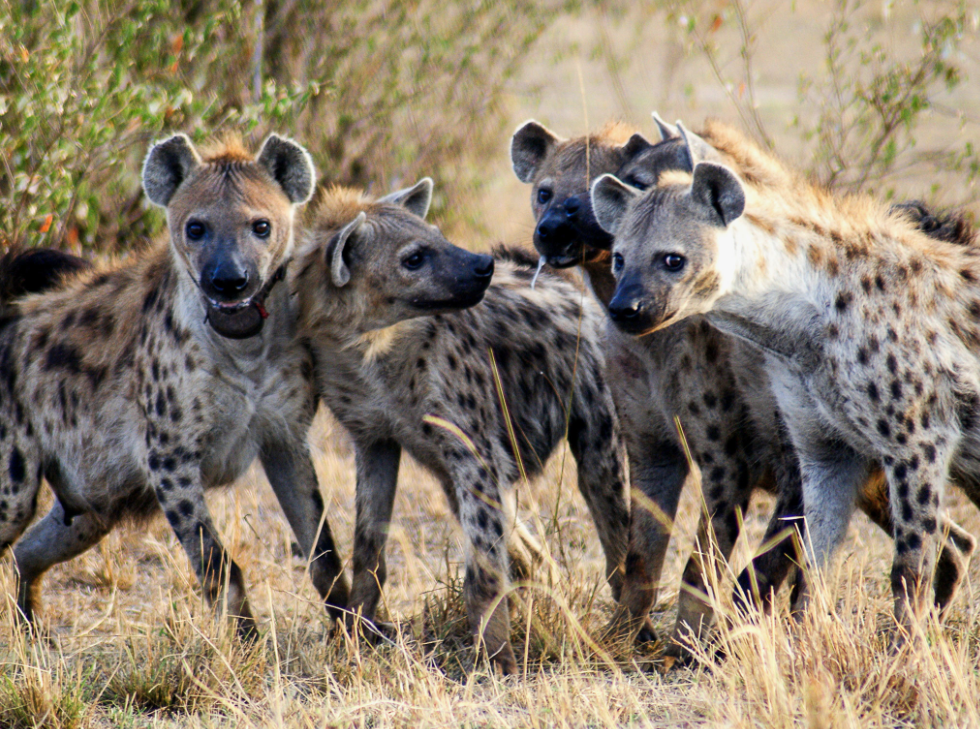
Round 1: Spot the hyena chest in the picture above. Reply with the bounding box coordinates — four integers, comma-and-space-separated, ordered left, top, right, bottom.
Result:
196, 359, 312, 487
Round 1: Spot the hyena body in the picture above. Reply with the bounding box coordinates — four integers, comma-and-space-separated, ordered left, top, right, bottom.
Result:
512, 118, 975, 658
609, 118, 976, 611
595, 122, 980, 631
293, 180, 631, 673
0, 134, 348, 635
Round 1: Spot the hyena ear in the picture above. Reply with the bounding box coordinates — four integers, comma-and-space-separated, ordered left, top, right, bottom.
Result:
591, 174, 640, 236
691, 162, 745, 227
142, 134, 202, 208
677, 121, 723, 172
326, 211, 366, 288
378, 177, 433, 219
651, 112, 680, 142
510, 120, 561, 183
257, 134, 316, 204
622, 133, 654, 161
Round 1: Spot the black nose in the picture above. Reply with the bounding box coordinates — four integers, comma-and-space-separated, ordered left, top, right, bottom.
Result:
536, 215, 569, 242
608, 297, 642, 322
211, 266, 249, 294
473, 254, 494, 279
563, 197, 580, 216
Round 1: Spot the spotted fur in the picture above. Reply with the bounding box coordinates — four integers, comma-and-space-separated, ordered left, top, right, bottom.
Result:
516, 117, 974, 663
293, 182, 631, 673
600, 121, 980, 634
0, 134, 347, 639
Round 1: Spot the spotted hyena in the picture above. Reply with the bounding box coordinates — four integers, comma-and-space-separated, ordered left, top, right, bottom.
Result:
595, 121, 980, 633
609, 117, 977, 614
292, 179, 631, 673
513, 117, 975, 661
0, 134, 348, 638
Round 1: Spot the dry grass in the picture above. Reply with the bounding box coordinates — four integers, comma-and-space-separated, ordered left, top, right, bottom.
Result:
2, 413, 979, 728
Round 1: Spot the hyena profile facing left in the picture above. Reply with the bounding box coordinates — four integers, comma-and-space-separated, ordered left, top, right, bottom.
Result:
0, 134, 348, 638
293, 180, 632, 674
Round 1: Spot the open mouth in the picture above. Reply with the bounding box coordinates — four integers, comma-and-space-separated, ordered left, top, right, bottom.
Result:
203, 267, 284, 340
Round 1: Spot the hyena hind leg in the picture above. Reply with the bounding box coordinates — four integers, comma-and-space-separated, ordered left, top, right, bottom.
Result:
13, 503, 111, 625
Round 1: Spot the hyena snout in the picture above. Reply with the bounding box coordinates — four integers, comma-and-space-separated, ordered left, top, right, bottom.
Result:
608, 281, 659, 334
449, 251, 494, 304
535, 194, 612, 266
200, 251, 258, 303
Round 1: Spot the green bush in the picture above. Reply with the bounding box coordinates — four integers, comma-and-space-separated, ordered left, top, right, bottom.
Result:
0, 0, 561, 252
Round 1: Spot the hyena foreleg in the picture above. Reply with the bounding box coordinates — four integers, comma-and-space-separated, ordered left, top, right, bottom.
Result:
262, 442, 351, 619
152, 462, 256, 640
347, 438, 401, 628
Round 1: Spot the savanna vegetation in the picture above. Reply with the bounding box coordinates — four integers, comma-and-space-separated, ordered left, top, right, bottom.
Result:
1, 0, 980, 726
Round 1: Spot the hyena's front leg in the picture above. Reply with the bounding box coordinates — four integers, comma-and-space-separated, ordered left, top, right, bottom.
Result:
347, 438, 401, 627
150, 456, 255, 640
262, 441, 350, 619
450, 455, 516, 674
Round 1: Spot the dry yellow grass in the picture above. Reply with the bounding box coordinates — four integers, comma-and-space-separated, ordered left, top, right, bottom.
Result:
2, 411, 979, 728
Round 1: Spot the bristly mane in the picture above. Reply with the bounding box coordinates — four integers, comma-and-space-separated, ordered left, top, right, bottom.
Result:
491, 245, 540, 269
198, 133, 254, 164
304, 185, 373, 232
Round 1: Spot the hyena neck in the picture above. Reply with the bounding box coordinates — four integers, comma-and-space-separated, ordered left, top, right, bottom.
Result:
579, 250, 617, 310
705, 215, 846, 362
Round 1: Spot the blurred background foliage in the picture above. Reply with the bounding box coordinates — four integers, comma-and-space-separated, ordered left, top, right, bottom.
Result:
0, 0, 977, 253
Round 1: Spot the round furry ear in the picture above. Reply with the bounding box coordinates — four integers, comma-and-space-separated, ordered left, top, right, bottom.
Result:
651, 112, 680, 142
622, 133, 654, 161
257, 134, 316, 204
378, 178, 434, 219
691, 162, 745, 227
510, 120, 561, 183
142, 134, 201, 208
326, 211, 366, 288
590, 174, 640, 236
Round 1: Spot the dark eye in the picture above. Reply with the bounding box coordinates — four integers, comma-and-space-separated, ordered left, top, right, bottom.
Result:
623, 175, 650, 191
612, 252, 624, 274
252, 219, 271, 238
185, 220, 206, 240
402, 251, 426, 270
663, 253, 686, 271
537, 188, 552, 204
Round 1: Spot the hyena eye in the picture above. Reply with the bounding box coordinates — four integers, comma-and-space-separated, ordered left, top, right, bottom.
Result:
663, 253, 686, 272
252, 220, 271, 238
402, 251, 426, 271
612, 252, 624, 274
537, 188, 552, 204
623, 175, 650, 192
185, 220, 206, 241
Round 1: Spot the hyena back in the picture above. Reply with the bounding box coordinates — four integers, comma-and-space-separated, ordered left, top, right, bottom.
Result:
293, 180, 630, 673
0, 134, 346, 637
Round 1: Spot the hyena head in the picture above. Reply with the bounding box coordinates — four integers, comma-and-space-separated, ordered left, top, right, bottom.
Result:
614, 112, 728, 193
592, 130, 746, 336
302, 178, 495, 332
142, 133, 315, 339
510, 119, 652, 266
